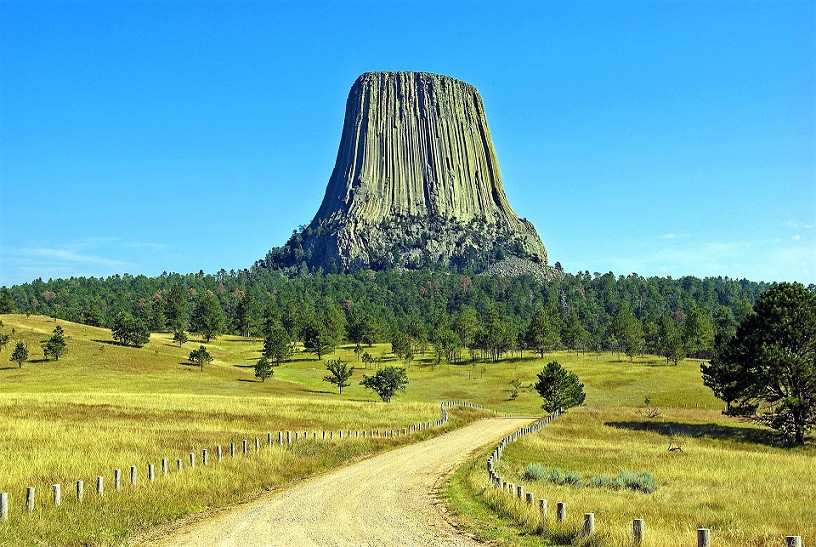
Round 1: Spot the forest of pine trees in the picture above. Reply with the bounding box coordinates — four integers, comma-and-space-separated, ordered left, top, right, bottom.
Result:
0, 267, 795, 363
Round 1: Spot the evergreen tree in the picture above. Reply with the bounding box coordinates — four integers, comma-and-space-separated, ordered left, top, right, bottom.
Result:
609, 304, 642, 360
525, 305, 561, 358
0, 288, 16, 314
188, 345, 213, 371
173, 330, 188, 348
10, 341, 28, 368
323, 358, 354, 394
263, 322, 292, 365
562, 311, 588, 356
657, 313, 685, 365
254, 355, 276, 382
0, 328, 9, 353
189, 292, 226, 343
42, 325, 68, 360
534, 360, 586, 413
702, 282, 815, 445
455, 306, 478, 351
303, 318, 335, 359
683, 304, 715, 358
235, 293, 261, 337
164, 285, 188, 332
112, 313, 150, 347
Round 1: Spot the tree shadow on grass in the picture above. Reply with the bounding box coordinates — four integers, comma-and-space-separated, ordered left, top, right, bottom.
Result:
0, 366, 19, 370
303, 388, 335, 395
605, 420, 779, 447
92, 339, 121, 346
237, 378, 260, 383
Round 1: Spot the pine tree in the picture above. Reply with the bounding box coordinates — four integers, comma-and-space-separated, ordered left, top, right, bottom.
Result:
323, 358, 355, 394
534, 361, 586, 413
42, 325, 68, 360
188, 345, 213, 371
10, 341, 28, 368
189, 292, 226, 343
164, 285, 188, 333
525, 305, 561, 358
263, 322, 292, 365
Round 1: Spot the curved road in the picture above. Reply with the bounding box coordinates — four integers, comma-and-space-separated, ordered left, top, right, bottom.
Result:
152, 417, 532, 546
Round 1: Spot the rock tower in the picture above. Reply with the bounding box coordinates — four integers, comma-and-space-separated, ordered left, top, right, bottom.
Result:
263, 71, 554, 275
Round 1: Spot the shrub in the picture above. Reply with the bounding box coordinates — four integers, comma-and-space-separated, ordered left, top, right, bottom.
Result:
614, 470, 657, 493
547, 468, 564, 484
522, 463, 547, 481
563, 470, 582, 485
590, 474, 614, 488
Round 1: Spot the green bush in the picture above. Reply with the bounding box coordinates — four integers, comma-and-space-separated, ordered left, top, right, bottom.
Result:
547, 467, 564, 484
563, 470, 582, 485
522, 463, 547, 481
589, 474, 614, 488
614, 470, 657, 493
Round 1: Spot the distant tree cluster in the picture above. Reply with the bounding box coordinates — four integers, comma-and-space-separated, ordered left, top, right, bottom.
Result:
1, 267, 784, 369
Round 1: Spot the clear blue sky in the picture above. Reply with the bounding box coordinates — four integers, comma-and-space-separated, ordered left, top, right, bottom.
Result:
1, 0, 814, 286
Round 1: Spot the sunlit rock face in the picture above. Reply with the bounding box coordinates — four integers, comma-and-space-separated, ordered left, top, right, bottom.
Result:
293, 72, 553, 273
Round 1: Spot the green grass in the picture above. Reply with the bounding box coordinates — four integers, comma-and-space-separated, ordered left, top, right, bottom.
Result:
447, 408, 815, 546
1, 314, 813, 545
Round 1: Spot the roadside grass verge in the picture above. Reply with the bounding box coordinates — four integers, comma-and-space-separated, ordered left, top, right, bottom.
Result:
448, 406, 815, 546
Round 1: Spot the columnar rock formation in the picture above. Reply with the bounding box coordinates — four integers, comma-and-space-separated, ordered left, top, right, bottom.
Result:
262, 71, 554, 275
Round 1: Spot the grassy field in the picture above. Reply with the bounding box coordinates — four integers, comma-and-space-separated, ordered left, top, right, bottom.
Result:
445, 363, 815, 546
0, 315, 491, 545
1, 314, 812, 545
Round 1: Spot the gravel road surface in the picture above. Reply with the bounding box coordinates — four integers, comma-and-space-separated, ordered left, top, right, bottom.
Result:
152, 417, 532, 546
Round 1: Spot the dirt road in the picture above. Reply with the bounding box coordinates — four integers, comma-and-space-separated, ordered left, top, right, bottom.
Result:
152, 417, 532, 546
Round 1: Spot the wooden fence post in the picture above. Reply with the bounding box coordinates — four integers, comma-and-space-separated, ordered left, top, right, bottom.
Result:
216, 446, 222, 461
267, 432, 272, 447
1, 493, 8, 520
177, 459, 182, 472
130, 466, 137, 486
516, 485, 524, 499
26, 487, 34, 512
52, 484, 61, 507
189, 453, 195, 468
556, 502, 566, 523
255, 438, 260, 452
697, 528, 711, 547
785, 537, 803, 547
230, 442, 236, 457
148, 464, 155, 482
202, 449, 208, 466
162, 458, 168, 475
633, 519, 644, 545
115, 468, 121, 490
286, 431, 291, 444
583, 513, 594, 535
76, 480, 84, 502
539, 499, 547, 518
525, 492, 534, 505
242, 439, 248, 454
96, 476, 104, 496
278, 432, 283, 444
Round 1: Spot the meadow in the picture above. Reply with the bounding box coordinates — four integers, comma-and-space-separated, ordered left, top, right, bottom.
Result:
445, 366, 815, 546
0, 314, 812, 545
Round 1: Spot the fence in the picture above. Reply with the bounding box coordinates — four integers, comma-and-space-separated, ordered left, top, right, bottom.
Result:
484, 408, 805, 546
0, 400, 489, 523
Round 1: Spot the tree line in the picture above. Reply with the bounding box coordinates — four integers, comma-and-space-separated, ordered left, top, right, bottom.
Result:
0, 270, 781, 364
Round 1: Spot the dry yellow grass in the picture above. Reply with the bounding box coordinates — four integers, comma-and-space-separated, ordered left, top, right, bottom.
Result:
450, 407, 815, 546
